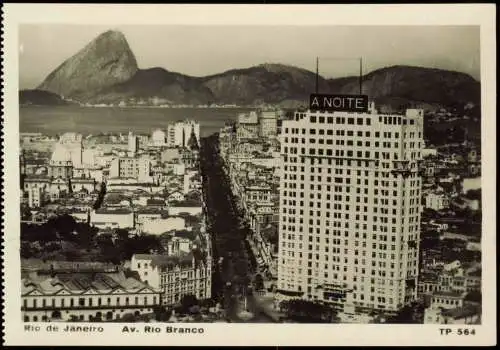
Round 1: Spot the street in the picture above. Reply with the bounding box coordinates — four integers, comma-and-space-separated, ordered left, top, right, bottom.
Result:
200, 135, 278, 323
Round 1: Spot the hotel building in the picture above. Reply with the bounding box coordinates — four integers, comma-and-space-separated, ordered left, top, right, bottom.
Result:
276, 104, 424, 316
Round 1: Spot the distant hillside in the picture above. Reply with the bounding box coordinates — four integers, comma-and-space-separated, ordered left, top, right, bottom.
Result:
90, 67, 215, 105
19, 89, 76, 106
325, 65, 481, 112
27, 30, 481, 111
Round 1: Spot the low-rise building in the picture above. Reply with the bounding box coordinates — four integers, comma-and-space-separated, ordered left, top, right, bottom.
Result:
168, 201, 203, 216
90, 208, 134, 229
21, 270, 160, 322
70, 177, 97, 193
424, 291, 480, 325
131, 250, 211, 306
141, 217, 186, 235
425, 192, 450, 211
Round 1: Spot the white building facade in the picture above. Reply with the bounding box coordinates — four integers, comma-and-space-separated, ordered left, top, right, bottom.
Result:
22, 271, 161, 322
131, 252, 212, 306
425, 193, 449, 211
276, 106, 424, 315
167, 120, 201, 148
109, 157, 152, 182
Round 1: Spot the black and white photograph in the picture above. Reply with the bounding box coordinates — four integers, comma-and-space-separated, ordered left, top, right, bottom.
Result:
2, 3, 496, 347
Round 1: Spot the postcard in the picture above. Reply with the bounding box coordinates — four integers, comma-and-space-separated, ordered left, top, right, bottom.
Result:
2, 3, 496, 346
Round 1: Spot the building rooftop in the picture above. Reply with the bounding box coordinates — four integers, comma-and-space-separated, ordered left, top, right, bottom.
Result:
21, 259, 117, 273
441, 304, 481, 320
146, 199, 166, 206
134, 253, 194, 269
136, 208, 169, 216
25, 176, 51, 182
170, 199, 202, 207
71, 177, 96, 183
22, 270, 158, 296
94, 208, 133, 215
433, 290, 464, 298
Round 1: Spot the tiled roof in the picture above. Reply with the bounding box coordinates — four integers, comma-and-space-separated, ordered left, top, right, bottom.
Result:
21, 259, 116, 272
22, 270, 158, 296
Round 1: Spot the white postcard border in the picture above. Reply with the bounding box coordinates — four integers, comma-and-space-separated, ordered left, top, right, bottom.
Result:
2, 3, 497, 346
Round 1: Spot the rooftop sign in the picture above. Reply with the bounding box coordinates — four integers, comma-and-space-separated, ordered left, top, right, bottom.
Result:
310, 94, 368, 113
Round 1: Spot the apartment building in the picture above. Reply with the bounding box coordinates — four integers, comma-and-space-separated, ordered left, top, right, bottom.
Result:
276, 105, 424, 315
109, 157, 151, 182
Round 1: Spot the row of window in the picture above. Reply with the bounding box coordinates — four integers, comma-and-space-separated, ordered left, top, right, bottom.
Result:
284, 125, 420, 138
284, 138, 416, 154
282, 232, 417, 243
23, 296, 157, 308
279, 249, 418, 264
283, 147, 412, 160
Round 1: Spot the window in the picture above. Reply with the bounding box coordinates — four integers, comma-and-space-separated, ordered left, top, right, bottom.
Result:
78, 298, 85, 306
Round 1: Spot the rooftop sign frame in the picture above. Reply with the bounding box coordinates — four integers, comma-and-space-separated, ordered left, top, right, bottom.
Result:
309, 94, 369, 113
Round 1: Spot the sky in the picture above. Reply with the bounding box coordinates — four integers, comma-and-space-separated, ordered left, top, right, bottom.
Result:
19, 25, 480, 90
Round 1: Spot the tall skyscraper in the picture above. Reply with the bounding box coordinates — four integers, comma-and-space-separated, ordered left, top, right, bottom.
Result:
276, 104, 424, 316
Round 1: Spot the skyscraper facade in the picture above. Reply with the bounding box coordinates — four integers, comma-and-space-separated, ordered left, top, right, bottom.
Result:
276, 105, 424, 316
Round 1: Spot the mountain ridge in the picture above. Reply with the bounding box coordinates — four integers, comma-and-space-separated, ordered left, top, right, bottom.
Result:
26, 30, 480, 110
